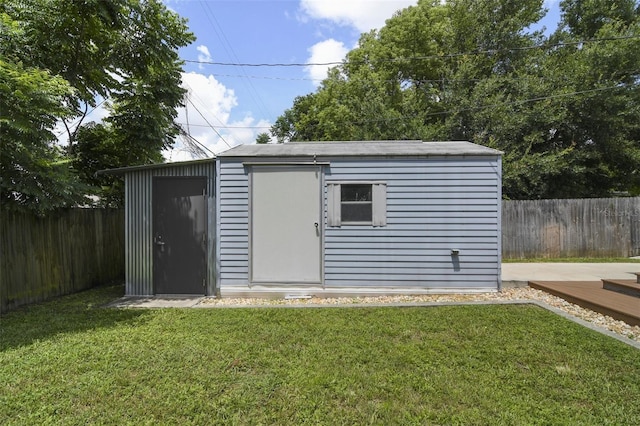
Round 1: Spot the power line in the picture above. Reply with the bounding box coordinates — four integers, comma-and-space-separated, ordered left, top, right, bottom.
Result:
200, 1, 274, 120
287, 84, 627, 131
177, 122, 271, 129
183, 35, 640, 68
185, 97, 232, 149
423, 85, 625, 118
177, 127, 216, 157
184, 82, 229, 130
204, 69, 640, 83
205, 73, 324, 82
183, 82, 261, 147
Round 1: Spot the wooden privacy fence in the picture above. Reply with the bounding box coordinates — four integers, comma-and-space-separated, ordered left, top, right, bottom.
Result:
1, 199, 638, 310
1, 209, 124, 313
502, 197, 640, 259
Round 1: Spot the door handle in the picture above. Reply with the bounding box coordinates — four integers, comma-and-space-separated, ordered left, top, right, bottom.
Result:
314, 222, 319, 228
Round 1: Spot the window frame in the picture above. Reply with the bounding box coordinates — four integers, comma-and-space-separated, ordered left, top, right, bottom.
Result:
340, 183, 373, 224
327, 181, 387, 227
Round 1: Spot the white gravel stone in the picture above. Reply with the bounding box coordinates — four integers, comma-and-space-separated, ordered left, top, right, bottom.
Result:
198, 287, 640, 343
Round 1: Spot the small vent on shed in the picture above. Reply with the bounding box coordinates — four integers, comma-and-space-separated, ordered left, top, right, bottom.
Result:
284, 294, 313, 300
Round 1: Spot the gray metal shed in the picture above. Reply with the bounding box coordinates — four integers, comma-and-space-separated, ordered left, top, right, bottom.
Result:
104, 159, 216, 296
216, 140, 503, 297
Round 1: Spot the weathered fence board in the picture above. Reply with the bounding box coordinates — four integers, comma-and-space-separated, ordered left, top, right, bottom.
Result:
1, 209, 124, 313
502, 197, 640, 259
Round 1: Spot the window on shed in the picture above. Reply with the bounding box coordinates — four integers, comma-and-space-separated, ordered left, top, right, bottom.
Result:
341, 184, 372, 222
327, 183, 386, 227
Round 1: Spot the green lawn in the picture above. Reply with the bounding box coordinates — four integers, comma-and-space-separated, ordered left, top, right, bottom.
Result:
2, 285, 639, 425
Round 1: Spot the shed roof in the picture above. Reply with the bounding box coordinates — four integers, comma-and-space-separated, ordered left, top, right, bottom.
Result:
217, 141, 501, 158
98, 157, 215, 175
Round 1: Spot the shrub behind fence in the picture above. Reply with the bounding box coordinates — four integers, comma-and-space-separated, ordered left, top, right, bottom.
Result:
502, 197, 640, 259
1, 209, 124, 313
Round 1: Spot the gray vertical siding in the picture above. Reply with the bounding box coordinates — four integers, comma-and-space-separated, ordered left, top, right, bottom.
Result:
217, 161, 250, 285
217, 155, 501, 291
323, 157, 501, 289
124, 161, 216, 296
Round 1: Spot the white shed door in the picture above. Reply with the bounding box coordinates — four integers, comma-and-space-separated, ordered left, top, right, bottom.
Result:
251, 166, 322, 284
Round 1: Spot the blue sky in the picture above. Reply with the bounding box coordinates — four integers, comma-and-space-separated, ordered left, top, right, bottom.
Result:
158, 1, 562, 159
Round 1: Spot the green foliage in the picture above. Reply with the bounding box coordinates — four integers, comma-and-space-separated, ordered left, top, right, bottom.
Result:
0, 55, 90, 213
560, 0, 638, 37
0, 0, 194, 212
271, 0, 640, 199
255, 132, 271, 144
2, 286, 640, 423
72, 124, 125, 207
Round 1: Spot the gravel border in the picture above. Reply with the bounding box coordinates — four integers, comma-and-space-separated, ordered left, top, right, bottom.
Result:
197, 287, 640, 346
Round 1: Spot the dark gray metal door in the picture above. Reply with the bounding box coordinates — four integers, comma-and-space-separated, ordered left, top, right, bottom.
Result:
153, 177, 207, 295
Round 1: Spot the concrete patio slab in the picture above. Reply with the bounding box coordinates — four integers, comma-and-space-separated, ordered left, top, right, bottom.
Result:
105, 296, 204, 308
502, 263, 639, 287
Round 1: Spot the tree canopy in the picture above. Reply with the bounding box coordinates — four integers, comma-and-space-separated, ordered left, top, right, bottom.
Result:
1, 0, 194, 213
271, 0, 640, 199
256, 132, 271, 144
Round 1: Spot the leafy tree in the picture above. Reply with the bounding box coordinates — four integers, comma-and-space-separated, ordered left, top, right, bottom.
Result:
72, 123, 125, 207
271, 0, 640, 199
272, 93, 321, 143
0, 13, 89, 213
560, 0, 638, 37
0, 58, 91, 213
0, 0, 194, 212
256, 132, 271, 144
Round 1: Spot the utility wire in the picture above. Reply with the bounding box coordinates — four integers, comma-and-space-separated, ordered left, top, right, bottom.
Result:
184, 82, 229, 130
185, 97, 232, 149
204, 68, 640, 83
423, 85, 624, 118
285, 84, 627, 130
184, 35, 640, 68
177, 127, 216, 157
200, 1, 273, 120
175, 79, 636, 132
183, 82, 260, 147
177, 122, 271, 129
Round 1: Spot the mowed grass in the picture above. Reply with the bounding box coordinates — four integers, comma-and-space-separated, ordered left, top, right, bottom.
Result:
2, 285, 640, 425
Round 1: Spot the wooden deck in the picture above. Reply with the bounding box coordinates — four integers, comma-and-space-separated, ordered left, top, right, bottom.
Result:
603, 279, 640, 298
529, 280, 640, 326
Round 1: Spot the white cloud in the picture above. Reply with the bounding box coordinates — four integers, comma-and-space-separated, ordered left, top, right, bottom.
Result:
305, 39, 349, 86
196, 45, 212, 70
56, 71, 269, 159
300, 1, 417, 86
300, 0, 417, 32
163, 71, 272, 161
